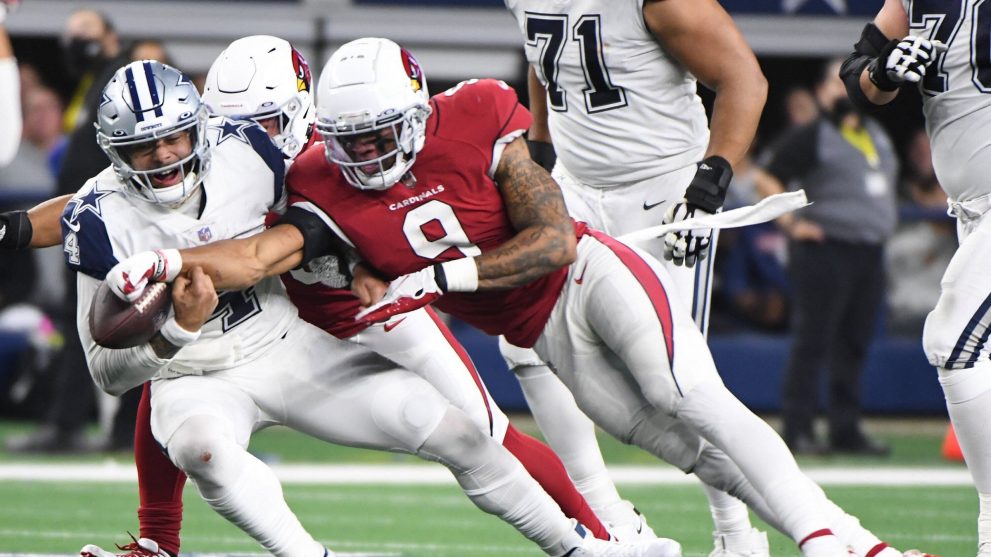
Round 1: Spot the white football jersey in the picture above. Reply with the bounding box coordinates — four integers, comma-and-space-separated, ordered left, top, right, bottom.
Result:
505, 0, 709, 187
63, 116, 297, 372
903, 0, 991, 202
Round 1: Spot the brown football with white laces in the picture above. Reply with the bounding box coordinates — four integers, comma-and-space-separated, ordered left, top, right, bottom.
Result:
89, 280, 172, 348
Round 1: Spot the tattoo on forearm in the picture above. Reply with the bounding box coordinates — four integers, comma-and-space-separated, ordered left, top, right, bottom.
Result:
482, 140, 574, 288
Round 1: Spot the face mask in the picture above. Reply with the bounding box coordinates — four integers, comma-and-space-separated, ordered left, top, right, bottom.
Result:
63, 37, 104, 75
827, 97, 859, 125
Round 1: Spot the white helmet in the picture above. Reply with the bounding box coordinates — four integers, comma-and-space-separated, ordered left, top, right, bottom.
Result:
315, 37, 431, 190
202, 35, 314, 159
96, 60, 210, 206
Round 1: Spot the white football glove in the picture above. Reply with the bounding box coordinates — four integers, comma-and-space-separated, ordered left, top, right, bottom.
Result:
870, 36, 947, 90
661, 156, 733, 268
355, 266, 444, 325
105, 249, 182, 302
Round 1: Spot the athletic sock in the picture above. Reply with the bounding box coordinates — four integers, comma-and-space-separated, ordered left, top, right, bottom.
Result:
502, 424, 610, 539
135, 382, 185, 556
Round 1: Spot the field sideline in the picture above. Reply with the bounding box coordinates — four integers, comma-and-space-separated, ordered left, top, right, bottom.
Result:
0, 419, 975, 556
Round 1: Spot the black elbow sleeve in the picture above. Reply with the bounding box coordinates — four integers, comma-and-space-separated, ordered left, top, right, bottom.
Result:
841, 23, 896, 111
0, 210, 34, 250
276, 206, 347, 267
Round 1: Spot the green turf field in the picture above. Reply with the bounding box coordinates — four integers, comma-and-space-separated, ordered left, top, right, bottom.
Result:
0, 419, 976, 556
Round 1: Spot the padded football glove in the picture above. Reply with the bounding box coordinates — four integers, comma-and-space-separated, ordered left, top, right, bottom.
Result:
0, 210, 32, 250
869, 36, 947, 91
662, 156, 732, 268
106, 249, 182, 302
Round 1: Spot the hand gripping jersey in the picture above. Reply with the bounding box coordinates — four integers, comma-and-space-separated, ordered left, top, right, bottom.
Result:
903, 0, 991, 203
63, 116, 298, 370
287, 79, 573, 347
505, 0, 709, 187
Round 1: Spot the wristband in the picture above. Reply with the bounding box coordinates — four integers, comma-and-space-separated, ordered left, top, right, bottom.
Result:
159, 316, 201, 347
436, 257, 479, 292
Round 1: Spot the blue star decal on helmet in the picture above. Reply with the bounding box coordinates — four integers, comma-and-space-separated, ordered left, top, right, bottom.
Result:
213, 118, 254, 146
64, 183, 115, 231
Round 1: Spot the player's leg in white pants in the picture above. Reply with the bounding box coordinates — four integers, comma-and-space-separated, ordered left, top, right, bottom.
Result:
195, 321, 637, 557
535, 234, 846, 556
551, 165, 756, 547
922, 210, 991, 556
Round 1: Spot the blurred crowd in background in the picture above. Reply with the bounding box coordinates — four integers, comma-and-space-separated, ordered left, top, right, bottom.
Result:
0, 5, 954, 455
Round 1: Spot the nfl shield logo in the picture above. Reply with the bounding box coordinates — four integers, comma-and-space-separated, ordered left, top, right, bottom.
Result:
198, 227, 213, 242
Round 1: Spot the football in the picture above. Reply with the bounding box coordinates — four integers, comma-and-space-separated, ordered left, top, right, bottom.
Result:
89, 280, 172, 349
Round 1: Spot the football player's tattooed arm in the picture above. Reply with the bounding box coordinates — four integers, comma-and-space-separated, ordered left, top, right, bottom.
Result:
855, 0, 911, 106
644, 0, 766, 167
179, 224, 306, 290
480, 136, 576, 289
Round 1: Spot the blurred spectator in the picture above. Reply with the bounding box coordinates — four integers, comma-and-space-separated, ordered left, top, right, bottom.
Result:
783, 86, 819, 127
128, 39, 173, 66
5, 9, 135, 454
0, 86, 64, 196
755, 58, 898, 457
886, 129, 955, 336
59, 8, 121, 133
714, 146, 791, 332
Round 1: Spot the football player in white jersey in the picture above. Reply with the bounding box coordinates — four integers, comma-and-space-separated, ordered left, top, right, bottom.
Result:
65, 59, 681, 557
842, 1, 991, 555
503, 2, 928, 557
77, 35, 613, 557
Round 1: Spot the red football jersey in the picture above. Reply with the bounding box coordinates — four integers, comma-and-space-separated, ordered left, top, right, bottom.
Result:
286, 79, 569, 347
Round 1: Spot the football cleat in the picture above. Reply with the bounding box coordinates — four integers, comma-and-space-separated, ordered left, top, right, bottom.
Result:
80, 534, 169, 557
602, 500, 658, 542
569, 521, 682, 557
709, 528, 770, 557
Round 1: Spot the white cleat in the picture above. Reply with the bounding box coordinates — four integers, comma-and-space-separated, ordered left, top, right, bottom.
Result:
80, 536, 168, 557
709, 528, 770, 557
569, 523, 682, 557
603, 500, 658, 542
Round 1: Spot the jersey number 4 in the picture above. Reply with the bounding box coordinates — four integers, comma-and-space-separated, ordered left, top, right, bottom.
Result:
525, 13, 627, 113
911, 1, 991, 94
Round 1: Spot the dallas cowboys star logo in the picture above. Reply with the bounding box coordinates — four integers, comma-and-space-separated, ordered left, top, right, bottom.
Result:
64, 183, 115, 230
782, 0, 847, 13
213, 118, 254, 146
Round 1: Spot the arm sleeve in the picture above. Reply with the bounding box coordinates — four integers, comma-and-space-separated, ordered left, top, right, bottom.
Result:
0, 57, 21, 167
276, 205, 350, 267
757, 123, 818, 184
77, 273, 173, 396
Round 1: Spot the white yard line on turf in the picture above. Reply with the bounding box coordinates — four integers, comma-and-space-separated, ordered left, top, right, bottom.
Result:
0, 462, 973, 486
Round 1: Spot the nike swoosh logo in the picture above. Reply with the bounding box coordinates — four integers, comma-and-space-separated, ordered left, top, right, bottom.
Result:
63, 218, 81, 233
643, 200, 666, 211
574, 263, 588, 285
383, 317, 407, 332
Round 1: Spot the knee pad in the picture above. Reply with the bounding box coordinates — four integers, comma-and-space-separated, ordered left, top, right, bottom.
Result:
370, 375, 450, 453
417, 407, 493, 472
167, 415, 239, 486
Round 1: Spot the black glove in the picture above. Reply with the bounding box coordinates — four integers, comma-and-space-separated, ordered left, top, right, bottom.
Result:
0, 210, 33, 250
662, 156, 732, 267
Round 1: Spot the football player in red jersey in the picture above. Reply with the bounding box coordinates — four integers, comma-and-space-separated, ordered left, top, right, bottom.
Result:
110, 38, 850, 557
4, 36, 615, 557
